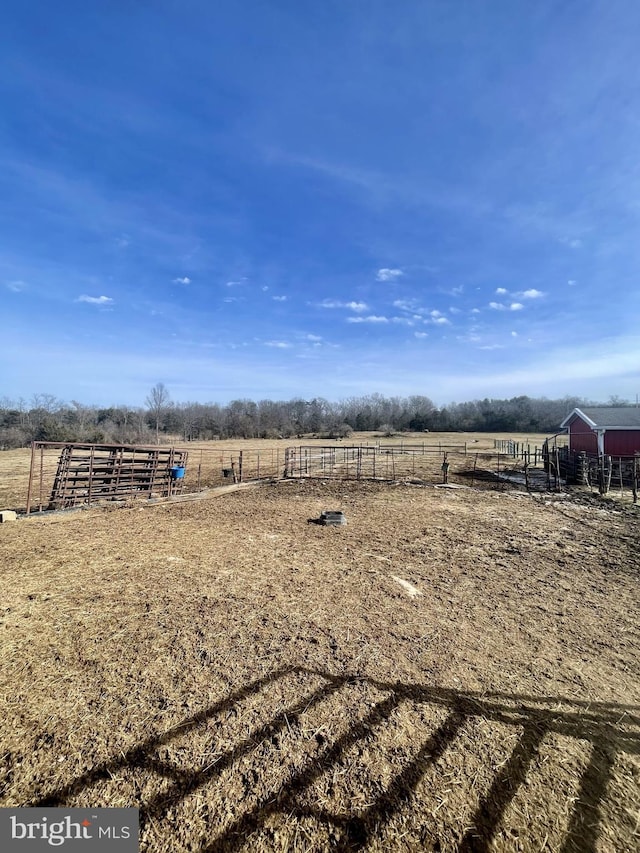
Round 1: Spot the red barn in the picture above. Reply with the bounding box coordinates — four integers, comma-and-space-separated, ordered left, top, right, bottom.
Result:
560, 407, 640, 456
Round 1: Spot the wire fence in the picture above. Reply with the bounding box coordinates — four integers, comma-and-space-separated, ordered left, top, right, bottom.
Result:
27, 438, 635, 513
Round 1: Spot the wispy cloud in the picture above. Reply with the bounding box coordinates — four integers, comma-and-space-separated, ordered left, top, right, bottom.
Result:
489, 301, 523, 312
393, 298, 420, 313
560, 237, 583, 249
6, 280, 26, 292
414, 331, 428, 339
77, 294, 113, 305
316, 299, 368, 312
393, 301, 451, 324
376, 268, 404, 282
305, 334, 323, 341
265, 340, 292, 348
272, 295, 287, 301
347, 315, 389, 323
226, 279, 246, 287
494, 287, 544, 300
173, 276, 191, 285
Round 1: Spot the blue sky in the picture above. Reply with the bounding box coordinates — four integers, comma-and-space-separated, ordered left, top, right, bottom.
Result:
2, 0, 640, 407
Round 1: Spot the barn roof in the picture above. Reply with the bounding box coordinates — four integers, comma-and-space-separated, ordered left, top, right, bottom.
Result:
560, 407, 640, 430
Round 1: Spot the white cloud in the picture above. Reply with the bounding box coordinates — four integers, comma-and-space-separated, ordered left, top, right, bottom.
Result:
376, 268, 404, 282
265, 341, 292, 348
347, 315, 389, 323
272, 295, 287, 301
173, 276, 191, 285
317, 299, 368, 312
490, 301, 523, 312
261, 285, 269, 291
495, 287, 508, 295
511, 331, 518, 337
479, 344, 506, 350
414, 331, 428, 339
6, 280, 26, 292
393, 299, 421, 313
568, 279, 577, 286
521, 289, 544, 299
226, 278, 247, 287
391, 316, 415, 325
450, 285, 464, 296
430, 309, 443, 318
470, 308, 481, 314
77, 295, 113, 305
431, 316, 451, 325
305, 334, 323, 341
449, 307, 461, 314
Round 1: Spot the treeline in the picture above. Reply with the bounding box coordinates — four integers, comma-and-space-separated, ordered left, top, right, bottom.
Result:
0, 390, 622, 450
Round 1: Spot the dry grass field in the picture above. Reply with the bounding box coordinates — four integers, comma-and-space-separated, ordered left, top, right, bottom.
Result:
1, 435, 638, 852
0, 432, 551, 513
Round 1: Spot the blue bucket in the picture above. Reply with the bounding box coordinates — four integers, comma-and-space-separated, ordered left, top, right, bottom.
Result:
170, 465, 185, 479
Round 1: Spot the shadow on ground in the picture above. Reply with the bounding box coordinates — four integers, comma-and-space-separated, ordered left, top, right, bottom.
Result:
32, 667, 640, 852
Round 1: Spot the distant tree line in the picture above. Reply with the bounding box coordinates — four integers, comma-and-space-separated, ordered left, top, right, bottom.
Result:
0, 387, 630, 450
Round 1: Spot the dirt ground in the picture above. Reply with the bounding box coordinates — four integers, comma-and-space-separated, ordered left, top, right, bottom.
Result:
1, 473, 638, 852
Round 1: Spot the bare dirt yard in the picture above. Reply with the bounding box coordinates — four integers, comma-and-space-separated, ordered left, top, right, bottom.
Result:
1, 446, 638, 851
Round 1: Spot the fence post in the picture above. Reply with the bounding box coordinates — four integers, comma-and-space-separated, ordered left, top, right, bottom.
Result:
26, 441, 37, 514
619, 457, 623, 497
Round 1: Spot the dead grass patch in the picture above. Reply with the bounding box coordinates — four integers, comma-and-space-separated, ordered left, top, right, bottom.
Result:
1, 477, 638, 851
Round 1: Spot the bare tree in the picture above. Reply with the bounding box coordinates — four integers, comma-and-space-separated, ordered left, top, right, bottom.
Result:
145, 382, 171, 444
31, 393, 62, 413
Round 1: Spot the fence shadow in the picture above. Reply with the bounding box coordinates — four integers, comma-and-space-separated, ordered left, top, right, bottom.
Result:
31, 667, 640, 852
